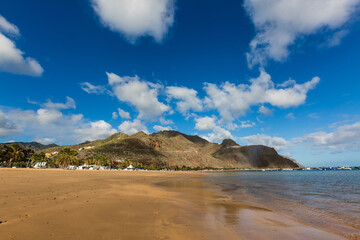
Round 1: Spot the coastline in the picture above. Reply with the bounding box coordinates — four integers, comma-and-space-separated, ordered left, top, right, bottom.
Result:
0, 169, 345, 239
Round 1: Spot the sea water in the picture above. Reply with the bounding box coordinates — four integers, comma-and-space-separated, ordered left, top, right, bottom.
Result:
206, 170, 360, 237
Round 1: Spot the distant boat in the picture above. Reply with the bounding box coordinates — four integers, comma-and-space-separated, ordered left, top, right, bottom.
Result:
338, 166, 352, 170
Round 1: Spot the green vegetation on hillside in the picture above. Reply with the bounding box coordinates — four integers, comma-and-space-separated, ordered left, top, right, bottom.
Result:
1, 130, 301, 170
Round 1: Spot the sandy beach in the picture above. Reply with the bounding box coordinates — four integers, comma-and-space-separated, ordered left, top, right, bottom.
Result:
0, 169, 345, 240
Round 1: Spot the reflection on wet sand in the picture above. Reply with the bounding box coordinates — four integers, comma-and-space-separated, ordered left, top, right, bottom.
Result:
158, 178, 345, 240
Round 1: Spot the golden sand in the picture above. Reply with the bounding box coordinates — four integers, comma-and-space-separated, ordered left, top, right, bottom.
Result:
0, 169, 344, 240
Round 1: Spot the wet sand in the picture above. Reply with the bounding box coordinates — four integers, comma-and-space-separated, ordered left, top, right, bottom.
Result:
0, 169, 344, 240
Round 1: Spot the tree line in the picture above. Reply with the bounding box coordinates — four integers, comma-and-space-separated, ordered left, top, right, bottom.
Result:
0, 144, 150, 169
0, 144, 221, 171
0, 144, 114, 169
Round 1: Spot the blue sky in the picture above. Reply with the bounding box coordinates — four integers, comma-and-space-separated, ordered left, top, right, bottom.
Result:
1, 0, 360, 167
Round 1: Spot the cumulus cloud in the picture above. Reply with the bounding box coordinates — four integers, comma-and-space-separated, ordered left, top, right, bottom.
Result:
293, 121, 360, 152
0, 16, 43, 76
195, 116, 234, 143
76, 120, 117, 142
244, 0, 360, 67
201, 127, 234, 143
118, 119, 148, 135
258, 106, 273, 116
117, 108, 131, 119
0, 110, 20, 137
0, 104, 117, 144
241, 134, 291, 151
107, 73, 169, 120
91, 0, 175, 43
166, 86, 203, 114
160, 117, 174, 125
153, 125, 172, 132
194, 116, 217, 131
36, 109, 64, 125
277, 79, 296, 88
204, 69, 319, 121
87, 70, 319, 125
112, 112, 118, 120
0, 33, 43, 76
239, 121, 256, 128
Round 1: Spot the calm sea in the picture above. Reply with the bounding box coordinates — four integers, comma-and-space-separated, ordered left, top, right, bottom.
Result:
206, 170, 360, 237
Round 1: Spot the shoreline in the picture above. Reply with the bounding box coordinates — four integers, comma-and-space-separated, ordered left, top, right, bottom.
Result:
157, 174, 346, 240
0, 169, 345, 239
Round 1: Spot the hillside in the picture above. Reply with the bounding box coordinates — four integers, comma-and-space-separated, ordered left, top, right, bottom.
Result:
41, 130, 301, 169
212, 139, 299, 168
1, 142, 58, 151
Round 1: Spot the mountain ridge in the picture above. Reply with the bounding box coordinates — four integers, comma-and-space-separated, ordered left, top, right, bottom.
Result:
0, 141, 58, 151
35, 130, 301, 169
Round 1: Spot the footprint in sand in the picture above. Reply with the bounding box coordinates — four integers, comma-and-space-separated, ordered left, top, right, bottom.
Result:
19, 213, 30, 222
161, 219, 170, 227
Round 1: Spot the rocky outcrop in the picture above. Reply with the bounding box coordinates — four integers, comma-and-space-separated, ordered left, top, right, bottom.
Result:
212, 139, 300, 168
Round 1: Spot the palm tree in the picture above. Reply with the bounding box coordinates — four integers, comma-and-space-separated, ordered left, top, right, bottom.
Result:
85, 154, 110, 166
8, 144, 25, 167
55, 148, 78, 168
0, 145, 11, 166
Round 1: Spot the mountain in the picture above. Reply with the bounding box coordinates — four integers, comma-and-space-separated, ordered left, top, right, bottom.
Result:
1, 142, 58, 151
212, 139, 299, 168
42, 130, 301, 169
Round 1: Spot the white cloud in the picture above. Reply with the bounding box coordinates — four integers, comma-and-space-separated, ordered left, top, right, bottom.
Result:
118, 108, 131, 119
36, 109, 63, 125
76, 120, 117, 142
0, 105, 117, 144
201, 127, 234, 143
112, 112, 118, 120
326, 29, 350, 47
0, 33, 43, 76
160, 117, 174, 125
80, 82, 110, 95
286, 113, 295, 120
258, 106, 273, 116
240, 121, 256, 128
153, 125, 172, 132
277, 79, 296, 88
34, 137, 56, 145
294, 121, 360, 152
204, 69, 319, 121
0, 15, 20, 37
42, 97, 76, 110
244, 0, 360, 67
108, 73, 169, 120
0, 110, 20, 137
91, 0, 175, 43
195, 116, 234, 143
118, 119, 148, 135
0, 16, 43, 76
241, 134, 291, 151
194, 116, 217, 131
166, 86, 203, 114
